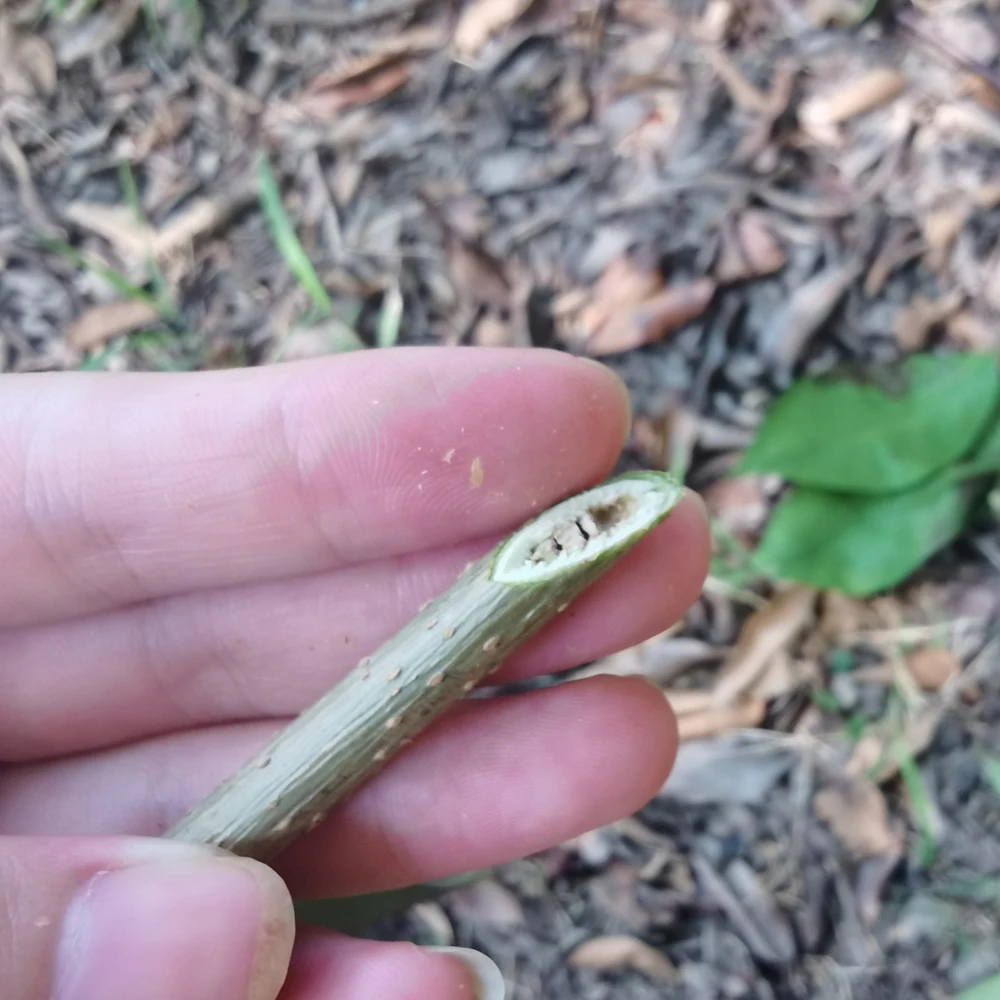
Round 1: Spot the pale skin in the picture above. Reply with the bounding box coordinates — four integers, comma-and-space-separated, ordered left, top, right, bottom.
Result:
0, 346, 710, 1000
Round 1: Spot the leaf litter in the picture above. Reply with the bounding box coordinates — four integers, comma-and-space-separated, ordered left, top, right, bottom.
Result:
7, 0, 1000, 995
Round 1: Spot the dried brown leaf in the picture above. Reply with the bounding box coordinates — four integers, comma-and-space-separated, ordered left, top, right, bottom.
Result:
444, 879, 525, 930
818, 591, 869, 642
64, 202, 154, 262
800, 68, 906, 127
905, 648, 961, 691
318, 25, 445, 89
975, 180, 1000, 210
154, 192, 252, 259
947, 310, 998, 351
702, 474, 769, 543
814, 774, 900, 859
577, 249, 664, 340
893, 289, 965, 352
453, 0, 535, 58
585, 280, 716, 356
715, 212, 786, 284
586, 864, 651, 932
922, 196, 971, 262
447, 241, 510, 310
66, 299, 159, 351
962, 73, 1000, 115
713, 586, 816, 706
295, 61, 411, 120
677, 698, 767, 741
864, 228, 923, 297
567, 936, 675, 981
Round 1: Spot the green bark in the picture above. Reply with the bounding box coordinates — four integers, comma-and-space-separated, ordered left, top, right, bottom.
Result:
165, 472, 683, 861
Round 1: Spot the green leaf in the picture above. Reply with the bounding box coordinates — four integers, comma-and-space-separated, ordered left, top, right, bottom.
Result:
952, 408, 1000, 481
951, 973, 1000, 1000
754, 474, 976, 597
741, 353, 1000, 495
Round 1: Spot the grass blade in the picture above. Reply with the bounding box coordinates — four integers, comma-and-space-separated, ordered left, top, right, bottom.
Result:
43, 240, 161, 309
256, 153, 333, 318
376, 284, 404, 348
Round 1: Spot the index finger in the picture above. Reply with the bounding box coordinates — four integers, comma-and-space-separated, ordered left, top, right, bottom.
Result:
0, 348, 629, 627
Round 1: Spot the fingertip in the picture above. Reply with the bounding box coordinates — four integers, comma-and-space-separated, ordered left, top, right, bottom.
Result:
591, 674, 679, 803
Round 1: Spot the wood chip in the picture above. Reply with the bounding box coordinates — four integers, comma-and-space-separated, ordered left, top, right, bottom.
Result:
702, 474, 769, 543
814, 774, 900, 859
567, 936, 675, 981
800, 68, 906, 127
905, 648, 961, 692
714, 212, 786, 284
893, 289, 966, 353
677, 698, 767, 742
934, 101, 1000, 147
664, 689, 716, 716
702, 46, 771, 113
53, 0, 141, 65
0, 19, 57, 97
760, 259, 861, 367
453, 0, 535, 59
713, 586, 815, 707
66, 299, 160, 351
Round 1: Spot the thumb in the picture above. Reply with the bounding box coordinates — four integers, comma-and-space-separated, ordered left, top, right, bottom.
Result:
2, 835, 295, 1000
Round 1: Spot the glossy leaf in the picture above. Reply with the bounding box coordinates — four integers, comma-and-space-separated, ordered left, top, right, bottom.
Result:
754, 475, 976, 597
741, 353, 1000, 494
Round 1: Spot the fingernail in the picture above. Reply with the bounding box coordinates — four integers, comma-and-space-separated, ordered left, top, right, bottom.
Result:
425, 946, 506, 1000
53, 855, 294, 1000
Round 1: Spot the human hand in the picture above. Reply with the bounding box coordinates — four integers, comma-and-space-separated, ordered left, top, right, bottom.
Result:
0, 347, 709, 1000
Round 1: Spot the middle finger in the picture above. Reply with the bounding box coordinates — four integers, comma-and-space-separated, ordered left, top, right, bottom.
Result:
0, 496, 708, 760
0, 676, 677, 899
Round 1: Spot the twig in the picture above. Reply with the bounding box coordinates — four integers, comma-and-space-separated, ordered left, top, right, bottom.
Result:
261, 0, 431, 28
166, 472, 684, 860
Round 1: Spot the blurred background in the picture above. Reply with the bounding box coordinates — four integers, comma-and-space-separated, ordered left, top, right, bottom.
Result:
2, 0, 1000, 995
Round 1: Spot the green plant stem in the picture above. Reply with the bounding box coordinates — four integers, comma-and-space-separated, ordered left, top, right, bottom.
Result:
166, 472, 683, 861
